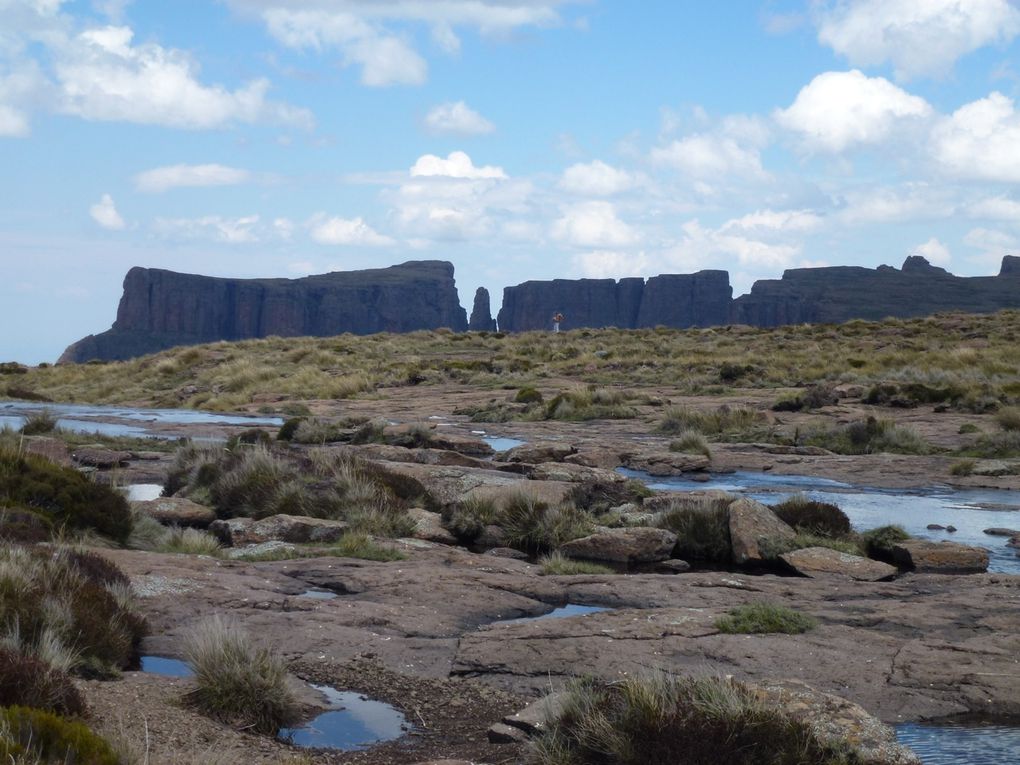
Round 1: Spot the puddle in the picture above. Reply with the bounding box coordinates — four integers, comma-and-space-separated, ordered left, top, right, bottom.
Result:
139, 656, 192, 677
299, 589, 337, 601
895, 718, 1020, 764
280, 684, 412, 751
481, 436, 527, 452
122, 484, 164, 502
495, 603, 611, 625
621, 469, 1020, 575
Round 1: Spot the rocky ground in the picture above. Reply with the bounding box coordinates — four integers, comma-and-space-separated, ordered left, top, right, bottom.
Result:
22, 382, 1020, 763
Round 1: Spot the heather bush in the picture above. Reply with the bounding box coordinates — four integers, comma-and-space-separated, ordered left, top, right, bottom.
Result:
771, 495, 851, 538
0, 706, 120, 764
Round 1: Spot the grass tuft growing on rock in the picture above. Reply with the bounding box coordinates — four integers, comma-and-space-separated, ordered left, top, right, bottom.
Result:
804, 417, 930, 455
654, 495, 732, 563
19, 411, 58, 436
668, 431, 711, 458
529, 674, 853, 765
771, 495, 851, 538
859, 525, 910, 562
182, 615, 299, 734
538, 552, 614, 576
499, 494, 594, 554
715, 602, 817, 635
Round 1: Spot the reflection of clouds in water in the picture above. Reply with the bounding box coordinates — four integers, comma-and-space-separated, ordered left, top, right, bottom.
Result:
285, 686, 409, 750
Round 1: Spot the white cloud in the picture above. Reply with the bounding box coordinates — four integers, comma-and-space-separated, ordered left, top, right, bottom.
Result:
410, 151, 506, 179
345, 34, 426, 86
309, 215, 394, 246
912, 237, 951, 266
931, 92, 1020, 183
650, 133, 764, 178
673, 219, 800, 270
816, 0, 1020, 80
153, 214, 261, 243
134, 163, 252, 193
54, 25, 313, 129
573, 250, 650, 278
0, 104, 29, 136
89, 193, 125, 230
552, 201, 638, 248
964, 226, 1019, 268
837, 184, 954, 224
721, 209, 823, 233
559, 160, 636, 196
968, 196, 1020, 220
776, 70, 931, 152
0, 62, 48, 137
424, 101, 494, 135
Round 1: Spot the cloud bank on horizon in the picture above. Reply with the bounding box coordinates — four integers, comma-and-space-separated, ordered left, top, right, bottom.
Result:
2, 0, 1020, 362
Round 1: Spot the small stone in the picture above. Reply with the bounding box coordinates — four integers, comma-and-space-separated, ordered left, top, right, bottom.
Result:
487, 722, 529, 744
926, 524, 946, 530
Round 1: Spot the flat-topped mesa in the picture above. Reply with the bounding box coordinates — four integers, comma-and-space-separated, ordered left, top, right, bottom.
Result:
496, 271, 732, 332
60, 260, 468, 362
729, 255, 1020, 328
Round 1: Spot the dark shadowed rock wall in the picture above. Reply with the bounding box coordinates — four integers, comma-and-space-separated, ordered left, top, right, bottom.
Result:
729, 256, 1020, 327
496, 271, 732, 332
468, 287, 496, 331
60, 261, 468, 362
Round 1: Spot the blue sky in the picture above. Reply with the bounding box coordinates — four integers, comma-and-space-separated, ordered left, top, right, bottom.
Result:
3, 0, 1020, 363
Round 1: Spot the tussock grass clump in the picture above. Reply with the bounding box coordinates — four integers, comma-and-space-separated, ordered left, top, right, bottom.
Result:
804, 417, 931, 455
443, 496, 500, 542
771, 384, 837, 413
860, 525, 910, 562
19, 410, 58, 435
655, 496, 732, 563
499, 494, 594, 553
0, 448, 132, 544
950, 459, 976, 476
543, 386, 638, 421
514, 386, 544, 404
668, 430, 711, 458
182, 615, 299, 734
657, 405, 766, 440
715, 603, 817, 635
529, 674, 853, 765
330, 533, 406, 561
0, 648, 86, 716
538, 552, 614, 576
566, 480, 651, 515
771, 495, 851, 538
0, 706, 120, 764
996, 406, 1020, 431
159, 527, 222, 556
961, 430, 1020, 458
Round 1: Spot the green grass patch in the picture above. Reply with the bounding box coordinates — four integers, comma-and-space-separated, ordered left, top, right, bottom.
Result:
538, 552, 614, 575
715, 602, 817, 635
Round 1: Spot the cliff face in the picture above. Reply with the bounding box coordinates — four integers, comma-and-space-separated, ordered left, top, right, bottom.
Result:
468, 287, 496, 331
61, 261, 468, 362
730, 256, 1020, 327
496, 271, 732, 332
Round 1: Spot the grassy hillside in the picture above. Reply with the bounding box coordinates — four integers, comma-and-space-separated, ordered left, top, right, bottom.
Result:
3, 310, 1020, 412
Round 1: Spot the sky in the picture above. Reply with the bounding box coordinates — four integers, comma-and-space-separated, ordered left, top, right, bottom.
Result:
3, 0, 1020, 363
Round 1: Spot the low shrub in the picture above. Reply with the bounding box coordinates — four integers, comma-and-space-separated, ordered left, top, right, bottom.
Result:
655, 496, 732, 563
538, 552, 614, 576
0, 507, 53, 543
960, 430, 1020, 458
996, 406, 1020, 431
443, 496, 500, 542
0, 706, 119, 765
565, 480, 650, 515
771, 384, 837, 413
864, 382, 966, 408
529, 674, 854, 765
804, 417, 930, 455
771, 495, 851, 537
860, 525, 910, 562
182, 615, 299, 734
514, 386, 544, 404
715, 602, 817, 634
276, 417, 305, 441
657, 405, 765, 438
19, 411, 58, 435
0, 648, 86, 716
0, 449, 132, 543
949, 459, 976, 476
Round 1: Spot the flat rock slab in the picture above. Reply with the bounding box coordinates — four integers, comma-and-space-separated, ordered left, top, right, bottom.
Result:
780, 546, 897, 582
892, 540, 989, 574
624, 451, 710, 476
523, 462, 626, 483
502, 692, 568, 735
559, 527, 677, 564
133, 497, 216, 528
729, 497, 795, 565
210, 514, 349, 546
71, 448, 131, 468
502, 443, 575, 464
487, 722, 529, 744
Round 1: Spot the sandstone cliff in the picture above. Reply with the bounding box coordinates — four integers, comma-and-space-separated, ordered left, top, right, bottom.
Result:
61, 261, 468, 362
729, 256, 1020, 327
468, 287, 496, 331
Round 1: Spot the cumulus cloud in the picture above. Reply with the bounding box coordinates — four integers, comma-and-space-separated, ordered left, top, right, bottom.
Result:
964, 227, 1019, 268
410, 151, 506, 179
559, 160, 636, 196
650, 133, 764, 178
721, 209, 823, 234
816, 0, 1020, 80
308, 215, 394, 246
424, 101, 494, 135
912, 237, 951, 265
968, 196, 1020, 220
836, 184, 954, 224
573, 250, 650, 278
931, 93, 1020, 183
552, 201, 638, 248
672, 219, 800, 271
134, 163, 252, 193
776, 70, 931, 153
89, 193, 125, 230
153, 214, 261, 243
344, 34, 426, 86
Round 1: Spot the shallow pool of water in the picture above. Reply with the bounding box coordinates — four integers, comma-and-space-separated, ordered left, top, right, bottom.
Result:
299, 589, 338, 600
896, 718, 1020, 764
280, 685, 411, 750
122, 484, 164, 502
621, 469, 1020, 575
495, 603, 610, 625
140, 656, 192, 677
481, 435, 527, 452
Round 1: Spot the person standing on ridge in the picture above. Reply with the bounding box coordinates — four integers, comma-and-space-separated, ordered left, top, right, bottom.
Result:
552, 312, 564, 333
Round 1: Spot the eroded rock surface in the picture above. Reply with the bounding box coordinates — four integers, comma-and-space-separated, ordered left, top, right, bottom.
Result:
892, 540, 990, 574
728, 497, 795, 565
780, 546, 898, 582
558, 527, 677, 564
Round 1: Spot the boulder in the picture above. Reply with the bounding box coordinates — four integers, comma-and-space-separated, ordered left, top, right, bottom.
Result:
523, 462, 626, 484
623, 451, 710, 476
891, 540, 989, 574
983, 527, 1020, 537
133, 497, 216, 528
780, 547, 897, 582
558, 528, 678, 565
501, 443, 575, 464
407, 508, 457, 546
502, 692, 569, 736
756, 679, 921, 765
563, 448, 626, 469
210, 514, 349, 547
71, 448, 131, 469
487, 722, 528, 744
728, 498, 795, 565
352, 443, 489, 469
